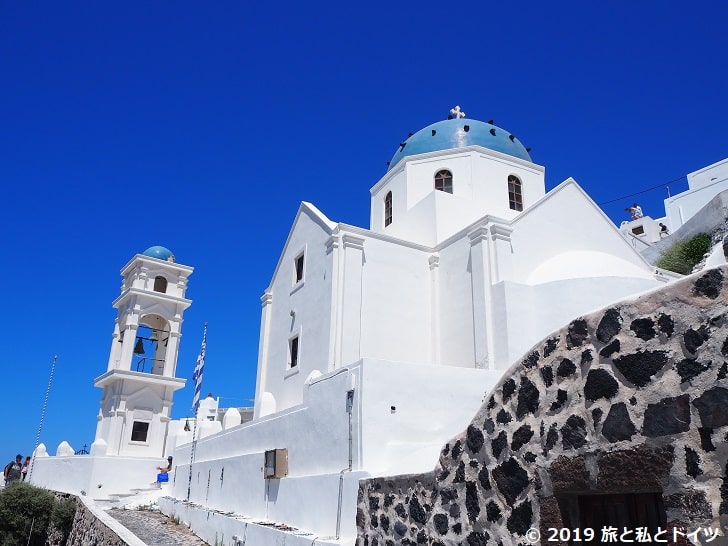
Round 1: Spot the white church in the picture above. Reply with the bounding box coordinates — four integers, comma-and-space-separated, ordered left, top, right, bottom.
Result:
32, 108, 723, 545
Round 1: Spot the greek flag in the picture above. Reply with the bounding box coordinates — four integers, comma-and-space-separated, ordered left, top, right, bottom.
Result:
191, 323, 207, 413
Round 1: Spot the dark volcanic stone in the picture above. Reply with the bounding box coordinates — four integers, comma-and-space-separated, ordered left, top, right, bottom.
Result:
465, 481, 480, 522
417, 529, 428, 544
643, 394, 691, 437
550, 389, 568, 411
543, 337, 559, 357
601, 402, 636, 442
613, 350, 669, 387
599, 339, 620, 358
516, 377, 540, 419
491, 431, 508, 459
584, 368, 619, 401
369, 496, 380, 510
693, 268, 723, 299
540, 366, 554, 387
592, 407, 603, 427
698, 427, 715, 451
451, 523, 461, 535
549, 455, 590, 492
543, 423, 559, 455
685, 447, 702, 478
523, 351, 540, 369
664, 489, 712, 521
561, 415, 588, 449
453, 461, 465, 483
557, 358, 577, 378
597, 446, 674, 491
629, 396, 637, 406
469, 460, 479, 468
524, 451, 537, 463
581, 349, 593, 365
631, 317, 656, 340
719, 361, 728, 379
567, 319, 589, 348
483, 418, 495, 434
433, 513, 448, 535
597, 308, 622, 342
451, 440, 462, 459
502, 378, 516, 401
409, 496, 427, 524
478, 466, 491, 490
684, 327, 709, 353
394, 521, 408, 537
496, 409, 512, 424
511, 425, 534, 451
492, 457, 529, 506
723, 338, 728, 358
539, 497, 565, 544
722, 463, 728, 515
693, 387, 728, 427
440, 487, 457, 503
676, 358, 710, 383
466, 531, 490, 546
657, 313, 674, 336
395, 503, 407, 518
379, 514, 390, 532
370, 513, 378, 527
487, 396, 496, 410
384, 494, 394, 507
486, 500, 501, 522
467, 425, 484, 453
506, 500, 533, 535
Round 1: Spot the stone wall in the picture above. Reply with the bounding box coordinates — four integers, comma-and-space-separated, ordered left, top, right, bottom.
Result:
357, 267, 728, 545
66, 498, 129, 546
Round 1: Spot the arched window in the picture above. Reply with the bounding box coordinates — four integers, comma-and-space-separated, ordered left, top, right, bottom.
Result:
508, 175, 523, 211
153, 275, 168, 293
384, 191, 393, 227
434, 170, 453, 194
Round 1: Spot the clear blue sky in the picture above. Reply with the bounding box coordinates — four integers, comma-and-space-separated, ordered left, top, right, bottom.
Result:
1, 2, 726, 463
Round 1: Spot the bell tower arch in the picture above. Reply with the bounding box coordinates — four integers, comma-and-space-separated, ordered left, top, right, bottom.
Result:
93, 246, 193, 457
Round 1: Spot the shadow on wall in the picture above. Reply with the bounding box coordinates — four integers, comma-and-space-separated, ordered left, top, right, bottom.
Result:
358, 266, 728, 545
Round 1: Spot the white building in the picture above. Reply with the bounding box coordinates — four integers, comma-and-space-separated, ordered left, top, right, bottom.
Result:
32, 111, 685, 545
161, 113, 679, 545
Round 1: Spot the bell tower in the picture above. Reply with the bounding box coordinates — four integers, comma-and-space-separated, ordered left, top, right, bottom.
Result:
92, 246, 193, 457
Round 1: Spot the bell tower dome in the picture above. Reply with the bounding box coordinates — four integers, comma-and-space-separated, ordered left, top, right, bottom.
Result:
92, 246, 193, 457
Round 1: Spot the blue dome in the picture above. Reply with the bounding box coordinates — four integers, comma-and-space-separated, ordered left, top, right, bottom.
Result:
388, 118, 531, 171
142, 246, 176, 262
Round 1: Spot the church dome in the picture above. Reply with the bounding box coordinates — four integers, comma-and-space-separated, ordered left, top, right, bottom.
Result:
142, 246, 176, 262
388, 117, 531, 171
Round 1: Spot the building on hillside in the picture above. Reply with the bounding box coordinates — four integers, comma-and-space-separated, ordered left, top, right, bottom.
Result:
32, 109, 705, 545
159, 111, 681, 545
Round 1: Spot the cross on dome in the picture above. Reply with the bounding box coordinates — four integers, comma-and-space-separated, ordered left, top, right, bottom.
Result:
449, 105, 466, 119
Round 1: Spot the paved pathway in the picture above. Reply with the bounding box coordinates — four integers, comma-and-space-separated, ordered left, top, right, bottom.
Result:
109, 508, 208, 546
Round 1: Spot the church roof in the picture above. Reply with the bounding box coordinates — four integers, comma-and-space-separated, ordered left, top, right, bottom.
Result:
388, 118, 532, 171
142, 245, 176, 262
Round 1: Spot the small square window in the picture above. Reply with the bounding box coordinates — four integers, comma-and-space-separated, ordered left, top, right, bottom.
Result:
131, 421, 149, 442
294, 254, 305, 284
289, 336, 299, 368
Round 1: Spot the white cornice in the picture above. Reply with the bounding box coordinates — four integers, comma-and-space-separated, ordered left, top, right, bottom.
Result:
93, 369, 186, 390
120, 255, 194, 277
112, 288, 192, 309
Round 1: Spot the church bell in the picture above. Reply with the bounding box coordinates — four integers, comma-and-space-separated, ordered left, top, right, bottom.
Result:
133, 338, 145, 355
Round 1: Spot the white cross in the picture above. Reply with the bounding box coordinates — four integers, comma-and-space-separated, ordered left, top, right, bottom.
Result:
450, 105, 466, 119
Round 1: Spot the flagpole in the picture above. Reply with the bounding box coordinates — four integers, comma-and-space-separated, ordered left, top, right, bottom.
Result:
187, 323, 207, 502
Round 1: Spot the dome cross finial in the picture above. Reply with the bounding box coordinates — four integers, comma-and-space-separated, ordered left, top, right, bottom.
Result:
449, 105, 466, 119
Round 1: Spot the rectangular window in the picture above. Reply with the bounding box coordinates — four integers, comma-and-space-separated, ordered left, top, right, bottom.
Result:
289, 336, 299, 368
131, 421, 150, 442
631, 225, 645, 235
294, 254, 305, 284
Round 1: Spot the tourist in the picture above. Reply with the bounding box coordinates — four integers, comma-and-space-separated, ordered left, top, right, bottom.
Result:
4, 455, 23, 485
632, 203, 643, 219
21, 456, 31, 481
659, 223, 669, 237
157, 455, 173, 474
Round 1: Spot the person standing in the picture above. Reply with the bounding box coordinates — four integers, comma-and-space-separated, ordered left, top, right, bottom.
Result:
21, 456, 31, 481
4, 454, 23, 485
